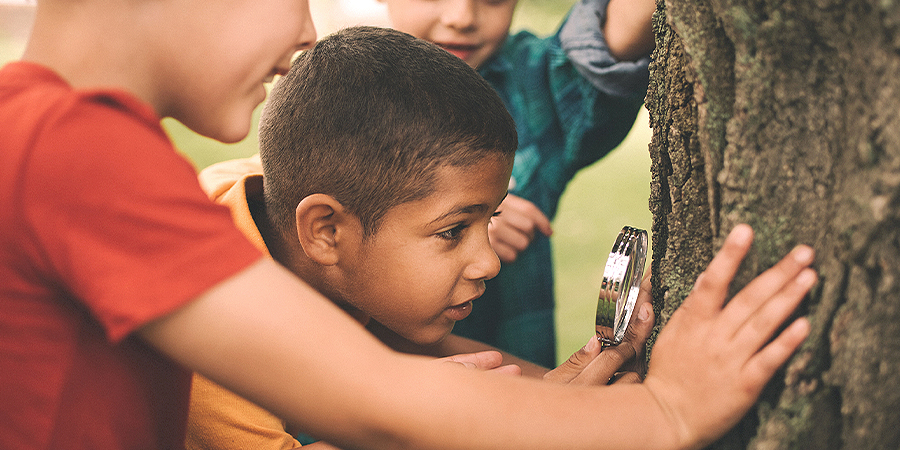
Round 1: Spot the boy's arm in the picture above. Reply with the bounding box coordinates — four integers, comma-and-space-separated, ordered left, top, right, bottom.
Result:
138, 228, 813, 450
140, 259, 671, 450
603, 0, 656, 62
558, 0, 652, 96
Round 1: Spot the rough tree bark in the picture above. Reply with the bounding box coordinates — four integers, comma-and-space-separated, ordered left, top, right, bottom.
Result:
646, 0, 900, 448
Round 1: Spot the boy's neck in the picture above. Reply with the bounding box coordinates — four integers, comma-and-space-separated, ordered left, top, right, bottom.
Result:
248, 195, 372, 326
22, 1, 161, 110
247, 194, 295, 273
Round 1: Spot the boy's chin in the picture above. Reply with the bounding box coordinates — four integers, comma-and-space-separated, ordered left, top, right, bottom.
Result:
183, 116, 251, 145
408, 327, 454, 348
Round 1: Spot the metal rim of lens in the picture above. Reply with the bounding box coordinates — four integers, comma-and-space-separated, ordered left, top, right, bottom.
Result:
596, 226, 648, 347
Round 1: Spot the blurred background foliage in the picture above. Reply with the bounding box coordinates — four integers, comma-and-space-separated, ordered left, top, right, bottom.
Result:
0, 0, 651, 364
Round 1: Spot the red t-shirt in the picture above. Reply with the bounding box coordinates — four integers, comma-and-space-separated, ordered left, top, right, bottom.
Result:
0, 62, 262, 449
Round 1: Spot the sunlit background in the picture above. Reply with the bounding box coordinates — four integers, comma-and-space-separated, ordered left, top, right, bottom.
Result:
0, 0, 652, 364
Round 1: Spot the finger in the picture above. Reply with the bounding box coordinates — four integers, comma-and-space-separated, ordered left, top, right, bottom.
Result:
617, 301, 654, 375
536, 219, 553, 237
502, 195, 552, 237
488, 222, 531, 253
721, 245, 815, 328
613, 267, 654, 368
490, 242, 518, 263
684, 224, 755, 316
440, 350, 504, 371
569, 338, 638, 386
515, 202, 552, 237
487, 364, 523, 377
607, 276, 654, 373
542, 335, 603, 384
741, 317, 810, 394
732, 267, 816, 354
444, 360, 477, 370
495, 226, 532, 252
609, 371, 642, 385
583, 297, 654, 380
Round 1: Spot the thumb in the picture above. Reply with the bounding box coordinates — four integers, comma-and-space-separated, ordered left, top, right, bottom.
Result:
621, 271, 655, 374
542, 335, 603, 384
616, 301, 654, 377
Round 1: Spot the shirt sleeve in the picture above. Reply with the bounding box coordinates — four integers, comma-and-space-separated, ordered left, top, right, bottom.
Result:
558, 0, 651, 97
21, 91, 262, 342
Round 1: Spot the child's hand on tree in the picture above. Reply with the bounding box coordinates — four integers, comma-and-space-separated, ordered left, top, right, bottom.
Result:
643, 224, 814, 448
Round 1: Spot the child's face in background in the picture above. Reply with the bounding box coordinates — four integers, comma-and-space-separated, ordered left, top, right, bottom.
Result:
378, 0, 518, 69
163, 0, 316, 143
336, 154, 512, 345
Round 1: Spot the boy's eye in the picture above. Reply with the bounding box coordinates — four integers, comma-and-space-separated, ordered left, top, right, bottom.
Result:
438, 223, 468, 241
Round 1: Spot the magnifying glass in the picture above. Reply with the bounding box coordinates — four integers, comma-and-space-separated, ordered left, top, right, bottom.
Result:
595, 226, 648, 348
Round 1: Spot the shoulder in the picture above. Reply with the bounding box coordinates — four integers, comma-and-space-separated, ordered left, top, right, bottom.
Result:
199, 155, 264, 202
2, 61, 171, 168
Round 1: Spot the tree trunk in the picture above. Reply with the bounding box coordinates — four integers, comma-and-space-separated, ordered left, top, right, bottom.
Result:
646, 0, 900, 448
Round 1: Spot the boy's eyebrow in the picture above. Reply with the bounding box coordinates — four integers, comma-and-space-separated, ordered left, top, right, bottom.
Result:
428, 192, 509, 225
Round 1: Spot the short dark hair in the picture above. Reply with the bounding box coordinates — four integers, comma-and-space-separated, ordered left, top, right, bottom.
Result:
258, 26, 517, 239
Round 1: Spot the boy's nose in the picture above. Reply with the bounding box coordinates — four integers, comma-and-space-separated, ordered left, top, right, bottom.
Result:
276, 19, 318, 76
296, 13, 317, 51
440, 0, 477, 31
465, 237, 501, 282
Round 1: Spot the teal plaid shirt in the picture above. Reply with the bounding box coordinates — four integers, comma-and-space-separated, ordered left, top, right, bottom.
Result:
451, 0, 650, 367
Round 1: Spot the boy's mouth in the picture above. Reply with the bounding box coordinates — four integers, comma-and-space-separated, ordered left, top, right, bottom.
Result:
445, 301, 473, 321
436, 43, 479, 62
264, 66, 289, 84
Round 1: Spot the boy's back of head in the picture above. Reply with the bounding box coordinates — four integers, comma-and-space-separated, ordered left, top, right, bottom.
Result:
258, 26, 517, 240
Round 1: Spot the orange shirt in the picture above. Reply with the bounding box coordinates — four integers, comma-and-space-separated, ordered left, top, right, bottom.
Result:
186, 156, 304, 450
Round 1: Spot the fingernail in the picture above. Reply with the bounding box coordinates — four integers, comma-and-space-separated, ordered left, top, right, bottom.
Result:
730, 224, 753, 245
638, 302, 651, 321
792, 245, 814, 264
797, 268, 817, 286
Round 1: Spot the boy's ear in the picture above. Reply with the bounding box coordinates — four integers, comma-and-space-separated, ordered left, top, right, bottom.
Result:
294, 194, 356, 266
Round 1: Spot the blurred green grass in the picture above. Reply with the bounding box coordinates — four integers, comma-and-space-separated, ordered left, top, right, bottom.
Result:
1, 0, 652, 365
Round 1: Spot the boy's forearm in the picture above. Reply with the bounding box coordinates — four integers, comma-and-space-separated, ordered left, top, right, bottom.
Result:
138, 259, 686, 450
139, 235, 812, 450
603, 0, 656, 61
